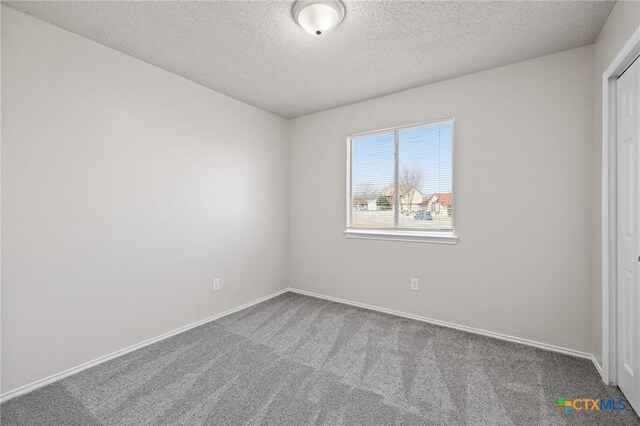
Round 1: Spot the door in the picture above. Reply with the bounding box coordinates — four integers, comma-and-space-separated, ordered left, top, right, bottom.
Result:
617, 55, 640, 416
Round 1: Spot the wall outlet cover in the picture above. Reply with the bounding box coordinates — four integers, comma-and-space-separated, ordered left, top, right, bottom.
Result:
410, 278, 419, 291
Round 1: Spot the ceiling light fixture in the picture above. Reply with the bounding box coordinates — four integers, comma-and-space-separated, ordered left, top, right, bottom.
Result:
292, 0, 345, 36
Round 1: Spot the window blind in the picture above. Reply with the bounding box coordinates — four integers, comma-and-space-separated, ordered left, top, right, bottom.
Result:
348, 120, 454, 232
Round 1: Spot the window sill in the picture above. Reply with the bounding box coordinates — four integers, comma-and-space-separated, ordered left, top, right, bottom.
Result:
343, 229, 459, 244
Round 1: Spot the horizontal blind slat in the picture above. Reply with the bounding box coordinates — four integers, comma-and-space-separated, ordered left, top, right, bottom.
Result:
349, 121, 453, 232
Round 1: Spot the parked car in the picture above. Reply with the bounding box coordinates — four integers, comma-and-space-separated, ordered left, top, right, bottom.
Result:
414, 211, 432, 220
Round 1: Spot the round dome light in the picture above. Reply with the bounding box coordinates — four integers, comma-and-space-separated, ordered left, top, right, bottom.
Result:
293, 1, 345, 36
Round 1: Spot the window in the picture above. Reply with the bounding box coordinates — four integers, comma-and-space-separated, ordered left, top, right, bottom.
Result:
345, 119, 457, 243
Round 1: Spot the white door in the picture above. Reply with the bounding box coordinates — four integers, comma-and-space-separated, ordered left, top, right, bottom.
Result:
617, 56, 640, 416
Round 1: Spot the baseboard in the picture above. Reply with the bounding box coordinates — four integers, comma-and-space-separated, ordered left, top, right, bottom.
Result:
287, 288, 594, 361
2, 286, 604, 403
591, 354, 604, 378
0, 288, 289, 403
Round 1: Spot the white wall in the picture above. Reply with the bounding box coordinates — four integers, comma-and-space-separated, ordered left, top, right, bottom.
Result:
2, 1, 627, 396
289, 46, 594, 353
591, 1, 640, 366
1, 6, 289, 394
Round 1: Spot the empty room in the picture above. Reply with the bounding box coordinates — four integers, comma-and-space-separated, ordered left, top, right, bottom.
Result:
1, 0, 640, 424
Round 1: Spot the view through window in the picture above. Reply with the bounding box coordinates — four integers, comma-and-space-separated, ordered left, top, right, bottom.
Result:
348, 120, 453, 232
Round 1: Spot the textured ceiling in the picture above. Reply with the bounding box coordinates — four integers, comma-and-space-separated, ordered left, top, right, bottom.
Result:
4, 1, 615, 118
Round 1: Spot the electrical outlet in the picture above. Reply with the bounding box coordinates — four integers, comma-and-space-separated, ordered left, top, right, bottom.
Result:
410, 278, 419, 291
213, 278, 220, 292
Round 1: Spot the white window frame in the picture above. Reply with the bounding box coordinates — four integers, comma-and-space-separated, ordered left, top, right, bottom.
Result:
344, 118, 459, 244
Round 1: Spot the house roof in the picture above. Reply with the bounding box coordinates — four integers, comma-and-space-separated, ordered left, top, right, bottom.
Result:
381, 185, 422, 197
431, 193, 453, 205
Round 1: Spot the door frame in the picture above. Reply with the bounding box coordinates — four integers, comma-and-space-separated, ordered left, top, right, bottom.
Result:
602, 26, 640, 386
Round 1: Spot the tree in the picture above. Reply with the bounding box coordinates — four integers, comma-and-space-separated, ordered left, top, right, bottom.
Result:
355, 183, 376, 202
377, 196, 391, 210
399, 166, 424, 211
353, 183, 378, 210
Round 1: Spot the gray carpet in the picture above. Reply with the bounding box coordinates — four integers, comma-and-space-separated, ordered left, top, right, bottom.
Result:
1, 292, 639, 425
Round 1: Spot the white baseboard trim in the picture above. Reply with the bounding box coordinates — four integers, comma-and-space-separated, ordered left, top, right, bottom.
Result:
2, 286, 605, 403
592, 354, 604, 378
288, 288, 594, 361
0, 288, 289, 403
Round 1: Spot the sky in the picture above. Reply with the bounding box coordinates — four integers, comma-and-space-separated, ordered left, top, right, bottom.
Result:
351, 122, 453, 198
